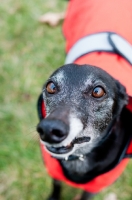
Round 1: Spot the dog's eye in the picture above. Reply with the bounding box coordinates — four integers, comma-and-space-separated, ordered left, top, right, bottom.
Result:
92, 86, 105, 98
46, 82, 57, 94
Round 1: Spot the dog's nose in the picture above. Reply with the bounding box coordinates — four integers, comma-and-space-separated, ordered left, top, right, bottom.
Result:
37, 119, 69, 144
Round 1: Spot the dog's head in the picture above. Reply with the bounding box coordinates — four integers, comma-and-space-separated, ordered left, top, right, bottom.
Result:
37, 64, 128, 159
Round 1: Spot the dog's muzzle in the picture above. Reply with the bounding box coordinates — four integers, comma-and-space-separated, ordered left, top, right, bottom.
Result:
37, 105, 91, 155
37, 117, 90, 155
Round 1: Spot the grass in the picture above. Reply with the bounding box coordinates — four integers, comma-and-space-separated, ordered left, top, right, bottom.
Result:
0, 0, 132, 200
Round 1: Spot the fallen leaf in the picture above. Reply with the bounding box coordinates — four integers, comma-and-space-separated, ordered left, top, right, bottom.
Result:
39, 12, 65, 26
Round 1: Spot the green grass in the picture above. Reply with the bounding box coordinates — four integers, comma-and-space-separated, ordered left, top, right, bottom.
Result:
0, 0, 132, 200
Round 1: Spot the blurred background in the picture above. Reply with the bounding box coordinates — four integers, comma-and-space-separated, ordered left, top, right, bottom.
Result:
0, 0, 132, 200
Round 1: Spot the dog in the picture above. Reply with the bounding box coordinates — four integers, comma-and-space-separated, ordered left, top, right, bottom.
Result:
37, 0, 132, 199
37, 64, 132, 200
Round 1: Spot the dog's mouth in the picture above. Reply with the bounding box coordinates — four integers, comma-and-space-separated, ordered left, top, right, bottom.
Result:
45, 136, 91, 154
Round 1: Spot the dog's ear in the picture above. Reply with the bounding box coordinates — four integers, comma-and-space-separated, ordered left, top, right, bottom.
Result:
114, 80, 128, 115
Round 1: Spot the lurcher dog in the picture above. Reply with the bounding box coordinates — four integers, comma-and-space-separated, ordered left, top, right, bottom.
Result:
37, 0, 132, 200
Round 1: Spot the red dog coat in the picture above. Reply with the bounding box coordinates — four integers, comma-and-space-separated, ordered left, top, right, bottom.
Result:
39, 0, 132, 193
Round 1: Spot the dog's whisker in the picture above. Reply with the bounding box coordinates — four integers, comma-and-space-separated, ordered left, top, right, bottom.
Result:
25, 131, 40, 148
24, 126, 38, 137
27, 125, 37, 131
28, 129, 38, 135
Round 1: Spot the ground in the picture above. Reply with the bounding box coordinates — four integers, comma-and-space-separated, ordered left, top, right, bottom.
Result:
0, 0, 132, 200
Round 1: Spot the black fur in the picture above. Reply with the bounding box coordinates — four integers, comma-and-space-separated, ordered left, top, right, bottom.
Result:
37, 64, 132, 200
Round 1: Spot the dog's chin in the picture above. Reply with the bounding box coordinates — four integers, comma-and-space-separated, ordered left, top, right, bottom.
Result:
40, 136, 91, 159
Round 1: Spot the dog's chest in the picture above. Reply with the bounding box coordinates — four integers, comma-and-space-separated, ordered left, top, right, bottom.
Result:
61, 157, 91, 176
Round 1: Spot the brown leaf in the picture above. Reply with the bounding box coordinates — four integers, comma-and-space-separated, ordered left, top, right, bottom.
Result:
39, 12, 65, 26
